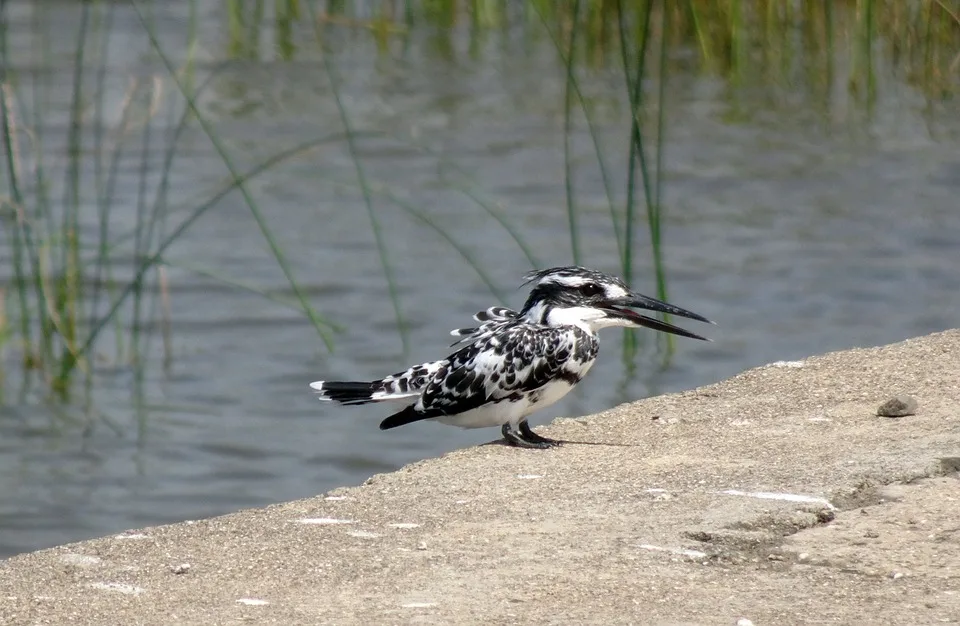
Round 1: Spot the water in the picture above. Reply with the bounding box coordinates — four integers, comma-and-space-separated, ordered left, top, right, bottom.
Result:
1, 3, 958, 557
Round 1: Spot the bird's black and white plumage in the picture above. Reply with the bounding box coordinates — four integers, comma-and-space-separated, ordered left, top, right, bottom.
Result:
310, 266, 713, 448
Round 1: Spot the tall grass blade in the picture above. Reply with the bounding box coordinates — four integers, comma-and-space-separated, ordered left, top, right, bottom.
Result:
616, 0, 655, 361
59, 134, 348, 380
303, 2, 409, 353
532, 0, 624, 267
437, 162, 542, 270
563, 0, 582, 265
130, 1, 335, 349
651, 2, 673, 360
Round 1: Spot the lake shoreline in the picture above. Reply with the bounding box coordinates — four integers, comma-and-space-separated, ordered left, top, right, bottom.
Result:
2, 330, 958, 624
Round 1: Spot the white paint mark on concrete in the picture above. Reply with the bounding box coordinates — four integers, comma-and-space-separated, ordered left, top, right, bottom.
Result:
737, 619, 756, 626
770, 360, 805, 368
347, 530, 381, 539
517, 474, 543, 479
720, 490, 836, 510
60, 553, 102, 567
644, 488, 669, 493
389, 523, 420, 529
90, 582, 144, 595
114, 533, 150, 540
237, 598, 270, 606
402, 602, 437, 608
637, 544, 708, 559
297, 518, 355, 525
807, 417, 831, 422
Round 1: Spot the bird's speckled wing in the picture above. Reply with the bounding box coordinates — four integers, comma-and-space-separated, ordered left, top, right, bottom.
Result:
415, 322, 597, 418
449, 306, 519, 347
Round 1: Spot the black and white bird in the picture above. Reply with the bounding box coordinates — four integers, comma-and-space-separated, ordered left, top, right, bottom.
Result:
310, 266, 713, 449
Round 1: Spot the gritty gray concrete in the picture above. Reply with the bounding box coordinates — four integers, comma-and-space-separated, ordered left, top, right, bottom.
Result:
1, 330, 959, 625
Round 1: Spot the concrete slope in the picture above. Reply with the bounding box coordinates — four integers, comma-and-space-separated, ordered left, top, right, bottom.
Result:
2, 330, 959, 625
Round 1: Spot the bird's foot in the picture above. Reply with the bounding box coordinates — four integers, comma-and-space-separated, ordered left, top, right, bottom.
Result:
501, 422, 561, 449
519, 420, 562, 446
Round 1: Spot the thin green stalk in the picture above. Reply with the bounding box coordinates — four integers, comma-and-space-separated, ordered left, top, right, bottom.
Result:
436, 161, 541, 269
0, 5, 33, 367
825, 1, 835, 100
155, 258, 343, 326
617, 0, 655, 361
132, 58, 233, 376
129, 80, 156, 368
59, 133, 347, 379
0, 94, 33, 369
531, 0, 623, 266
131, 1, 334, 349
864, 0, 876, 105
318, 175, 510, 303
729, 0, 744, 81
303, 1, 408, 353
563, 0, 582, 265
617, 0, 655, 287
59, 0, 90, 365
249, 0, 265, 59
89, 1, 121, 346
384, 193, 509, 304
651, 2, 673, 358
227, 0, 244, 57
687, 0, 713, 68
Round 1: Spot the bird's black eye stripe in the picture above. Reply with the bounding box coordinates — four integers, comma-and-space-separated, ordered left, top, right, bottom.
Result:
579, 283, 603, 297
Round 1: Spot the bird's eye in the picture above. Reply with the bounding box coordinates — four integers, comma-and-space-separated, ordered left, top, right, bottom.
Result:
579, 283, 603, 297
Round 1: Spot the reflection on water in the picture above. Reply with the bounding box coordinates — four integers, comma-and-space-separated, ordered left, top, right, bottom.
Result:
1, 2, 958, 557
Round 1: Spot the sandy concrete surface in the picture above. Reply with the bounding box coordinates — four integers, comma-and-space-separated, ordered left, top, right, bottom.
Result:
2, 330, 959, 625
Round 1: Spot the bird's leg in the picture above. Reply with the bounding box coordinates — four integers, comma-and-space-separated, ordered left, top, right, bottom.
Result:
518, 420, 561, 446
501, 423, 555, 449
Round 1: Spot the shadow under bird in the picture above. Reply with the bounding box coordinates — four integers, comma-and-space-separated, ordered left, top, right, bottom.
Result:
310, 266, 713, 449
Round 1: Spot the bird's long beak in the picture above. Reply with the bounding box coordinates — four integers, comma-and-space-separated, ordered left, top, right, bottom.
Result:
601, 293, 714, 341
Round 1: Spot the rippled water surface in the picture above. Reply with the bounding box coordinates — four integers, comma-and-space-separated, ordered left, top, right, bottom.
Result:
1, 2, 959, 556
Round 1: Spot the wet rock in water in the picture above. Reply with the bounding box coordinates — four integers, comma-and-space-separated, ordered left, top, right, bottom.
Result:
877, 395, 918, 418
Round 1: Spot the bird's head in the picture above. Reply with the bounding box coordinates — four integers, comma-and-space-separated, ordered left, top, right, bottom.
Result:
518, 266, 713, 340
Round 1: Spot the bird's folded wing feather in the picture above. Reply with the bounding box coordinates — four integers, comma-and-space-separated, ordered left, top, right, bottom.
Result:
448, 306, 519, 346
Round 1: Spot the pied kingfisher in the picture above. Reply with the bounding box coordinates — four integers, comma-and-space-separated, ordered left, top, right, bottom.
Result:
310, 266, 713, 449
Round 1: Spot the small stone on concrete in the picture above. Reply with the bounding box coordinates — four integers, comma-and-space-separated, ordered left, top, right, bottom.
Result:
877, 395, 918, 417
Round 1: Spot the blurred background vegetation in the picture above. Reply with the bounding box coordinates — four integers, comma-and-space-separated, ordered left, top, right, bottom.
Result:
1, 0, 958, 402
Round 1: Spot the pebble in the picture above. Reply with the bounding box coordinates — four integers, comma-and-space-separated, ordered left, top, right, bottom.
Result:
877, 395, 918, 417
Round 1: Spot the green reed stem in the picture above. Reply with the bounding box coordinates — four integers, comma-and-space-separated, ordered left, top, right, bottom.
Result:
131, 1, 334, 349
58, 130, 348, 380
533, 0, 624, 267
303, 2, 409, 353
563, 0, 582, 265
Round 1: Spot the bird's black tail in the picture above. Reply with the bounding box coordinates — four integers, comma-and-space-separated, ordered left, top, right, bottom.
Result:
310, 381, 380, 405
